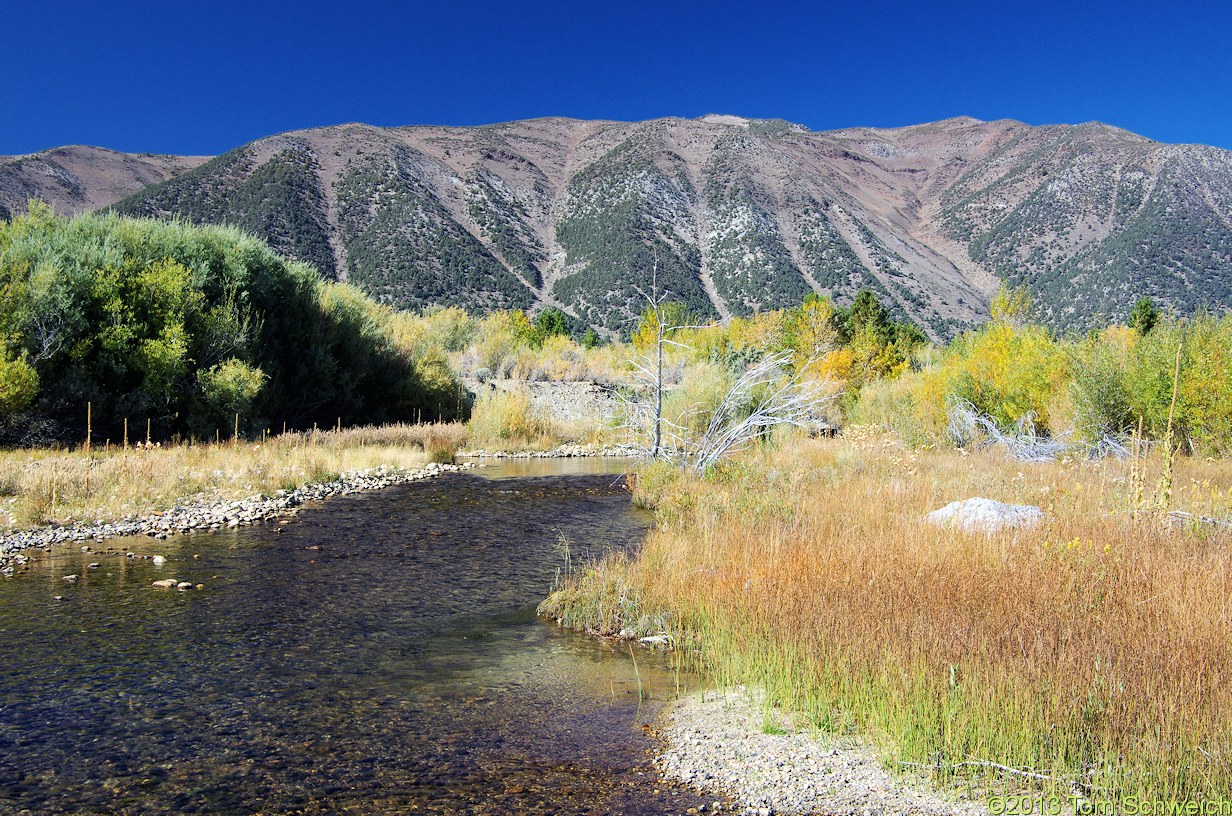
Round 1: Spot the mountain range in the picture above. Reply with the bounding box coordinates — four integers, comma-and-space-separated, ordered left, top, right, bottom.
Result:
0, 146, 206, 221
4, 115, 1231, 337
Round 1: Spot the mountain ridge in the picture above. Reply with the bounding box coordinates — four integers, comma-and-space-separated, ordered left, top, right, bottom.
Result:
0, 145, 208, 221
6, 114, 1232, 337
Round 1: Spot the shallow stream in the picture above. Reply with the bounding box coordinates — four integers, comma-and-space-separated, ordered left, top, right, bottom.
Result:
0, 459, 712, 814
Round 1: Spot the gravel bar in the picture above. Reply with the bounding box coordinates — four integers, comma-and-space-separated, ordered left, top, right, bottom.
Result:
657, 688, 988, 816
0, 461, 474, 574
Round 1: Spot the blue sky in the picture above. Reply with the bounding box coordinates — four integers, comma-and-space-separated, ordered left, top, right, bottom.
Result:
3, 0, 1230, 155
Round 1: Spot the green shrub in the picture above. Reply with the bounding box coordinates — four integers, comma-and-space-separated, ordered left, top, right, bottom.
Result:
0, 205, 465, 443
195, 359, 266, 436
1068, 327, 1136, 439
1124, 315, 1232, 454
662, 362, 735, 437
0, 349, 38, 419
530, 307, 569, 349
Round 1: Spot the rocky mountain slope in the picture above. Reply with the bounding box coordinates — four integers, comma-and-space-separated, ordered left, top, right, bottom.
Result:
17, 115, 1232, 337
0, 146, 207, 220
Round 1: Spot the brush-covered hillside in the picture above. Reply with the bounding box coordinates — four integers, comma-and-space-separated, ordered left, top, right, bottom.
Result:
5, 115, 1224, 339
0, 146, 207, 220
112, 115, 999, 338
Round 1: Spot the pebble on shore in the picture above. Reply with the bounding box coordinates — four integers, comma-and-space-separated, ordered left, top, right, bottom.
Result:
0, 461, 478, 573
0, 443, 643, 573
657, 688, 987, 816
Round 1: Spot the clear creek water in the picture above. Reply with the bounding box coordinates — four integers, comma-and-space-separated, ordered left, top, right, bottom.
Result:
0, 459, 715, 815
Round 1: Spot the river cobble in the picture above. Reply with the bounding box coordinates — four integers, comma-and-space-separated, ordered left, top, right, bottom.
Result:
657, 689, 987, 816
0, 461, 474, 574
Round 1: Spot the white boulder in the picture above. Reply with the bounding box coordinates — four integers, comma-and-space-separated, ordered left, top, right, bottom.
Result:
927, 497, 1043, 534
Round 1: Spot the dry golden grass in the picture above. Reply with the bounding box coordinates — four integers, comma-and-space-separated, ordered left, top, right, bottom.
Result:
0, 423, 468, 530
544, 428, 1232, 802
465, 387, 616, 450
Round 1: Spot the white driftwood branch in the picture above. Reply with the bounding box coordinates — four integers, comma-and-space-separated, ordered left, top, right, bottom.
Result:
619, 350, 833, 472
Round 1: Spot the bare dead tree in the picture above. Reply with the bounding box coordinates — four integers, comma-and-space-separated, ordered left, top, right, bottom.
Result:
625, 256, 711, 459
620, 259, 833, 471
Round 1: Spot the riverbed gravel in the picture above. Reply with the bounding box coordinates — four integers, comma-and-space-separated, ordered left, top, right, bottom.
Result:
0, 461, 475, 574
657, 688, 988, 816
